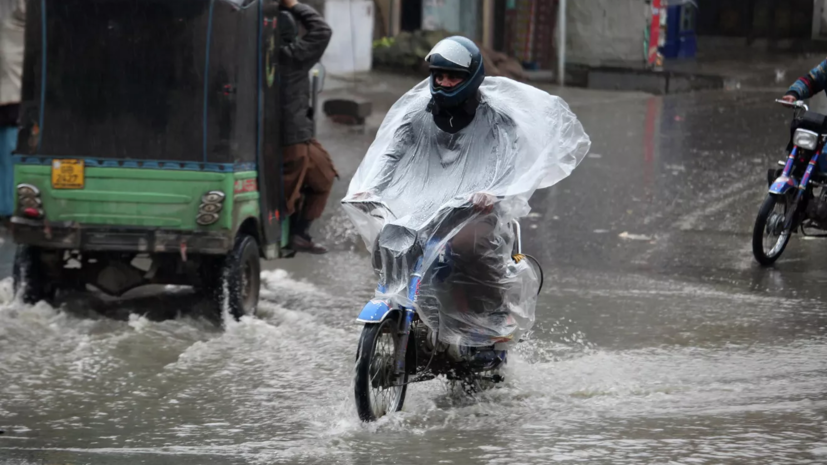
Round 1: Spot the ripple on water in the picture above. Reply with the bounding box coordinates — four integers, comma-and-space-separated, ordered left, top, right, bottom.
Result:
2, 271, 827, 464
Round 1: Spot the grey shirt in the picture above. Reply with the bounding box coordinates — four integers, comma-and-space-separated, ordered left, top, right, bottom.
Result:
279, 3, 331, 146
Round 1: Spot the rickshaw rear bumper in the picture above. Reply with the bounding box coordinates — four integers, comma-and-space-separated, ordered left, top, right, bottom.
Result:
9, 217, 232, 255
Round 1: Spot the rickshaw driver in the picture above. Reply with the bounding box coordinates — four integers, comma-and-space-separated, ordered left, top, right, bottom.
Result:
279, 0, 338, 254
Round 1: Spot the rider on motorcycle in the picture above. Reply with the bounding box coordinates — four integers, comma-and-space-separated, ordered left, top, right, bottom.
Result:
781, 59, 827, 103
354, 37, 517, 328
354, 36, 510, 208
779, 60, 827, 153
346, 37, 588, 419
346, 36, 589, 348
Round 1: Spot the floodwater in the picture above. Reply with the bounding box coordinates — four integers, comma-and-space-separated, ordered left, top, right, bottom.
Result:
3, 82, 827, 464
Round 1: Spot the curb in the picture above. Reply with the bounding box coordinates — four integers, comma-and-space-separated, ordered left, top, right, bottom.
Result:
584, 67, 725, 95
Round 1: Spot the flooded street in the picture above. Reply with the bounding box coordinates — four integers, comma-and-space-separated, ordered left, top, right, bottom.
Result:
3, 82, 827, 464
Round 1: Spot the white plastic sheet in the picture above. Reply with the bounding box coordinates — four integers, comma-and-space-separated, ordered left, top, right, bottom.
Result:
343, 77, 590, 347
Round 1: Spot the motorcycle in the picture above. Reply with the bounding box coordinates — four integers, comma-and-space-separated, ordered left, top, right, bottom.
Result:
341, 76, 590, 421
753, 99, 827, 265
345, 199, 542, 422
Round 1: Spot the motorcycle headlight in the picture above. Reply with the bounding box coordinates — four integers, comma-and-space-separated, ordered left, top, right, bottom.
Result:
794, 129, 819, 151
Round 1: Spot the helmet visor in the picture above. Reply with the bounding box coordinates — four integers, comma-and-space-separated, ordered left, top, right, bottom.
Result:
425, 40, 473, 69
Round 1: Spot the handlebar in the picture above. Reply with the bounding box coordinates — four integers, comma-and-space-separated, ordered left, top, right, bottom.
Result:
776, 99, 809, 111
341, 199, 389, 209
342, 199, 394, 220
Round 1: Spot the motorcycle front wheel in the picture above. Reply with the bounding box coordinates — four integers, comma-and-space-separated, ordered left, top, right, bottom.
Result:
354, 314, 408, 422
752, 194, 793, 266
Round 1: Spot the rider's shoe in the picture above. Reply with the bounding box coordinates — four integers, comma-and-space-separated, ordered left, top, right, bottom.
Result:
290, 235, 329, 255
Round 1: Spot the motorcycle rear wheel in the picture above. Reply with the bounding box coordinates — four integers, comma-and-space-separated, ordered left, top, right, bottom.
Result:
354, 314, 408, 422
752, 194, 793, 266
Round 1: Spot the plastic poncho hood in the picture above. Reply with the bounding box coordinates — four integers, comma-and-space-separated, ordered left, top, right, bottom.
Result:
343, 77, 590, 346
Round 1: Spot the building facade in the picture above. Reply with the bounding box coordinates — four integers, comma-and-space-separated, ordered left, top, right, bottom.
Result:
374, 0, 645, 68
697, 0, 814, 41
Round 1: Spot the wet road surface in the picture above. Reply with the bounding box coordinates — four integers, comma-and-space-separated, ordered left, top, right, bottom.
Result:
3, 78, 827, 464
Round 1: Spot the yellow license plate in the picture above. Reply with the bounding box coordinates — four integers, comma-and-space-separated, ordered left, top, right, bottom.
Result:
51, 159, 85, 189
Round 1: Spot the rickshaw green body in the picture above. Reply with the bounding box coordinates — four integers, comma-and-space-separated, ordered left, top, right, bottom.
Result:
16, 166, 248, 230
10, 0, 293, 308
12, 166, 287, 256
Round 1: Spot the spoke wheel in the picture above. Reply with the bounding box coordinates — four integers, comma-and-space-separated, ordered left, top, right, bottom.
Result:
354, 314, 408, 422
753, 194, 793, 266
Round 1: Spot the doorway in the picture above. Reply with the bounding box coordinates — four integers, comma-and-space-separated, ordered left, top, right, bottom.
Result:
401, 0, 422, 32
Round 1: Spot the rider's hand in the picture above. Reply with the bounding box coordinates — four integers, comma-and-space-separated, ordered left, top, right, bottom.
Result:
470, 192, 496, 214
280, 0, 298, 8
781, 94, 798, 104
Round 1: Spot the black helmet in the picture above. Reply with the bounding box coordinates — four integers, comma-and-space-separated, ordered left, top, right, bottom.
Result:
425, 36, 485, 109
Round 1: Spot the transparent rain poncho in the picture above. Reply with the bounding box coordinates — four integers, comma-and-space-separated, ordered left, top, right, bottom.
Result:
343, 77, 591, 347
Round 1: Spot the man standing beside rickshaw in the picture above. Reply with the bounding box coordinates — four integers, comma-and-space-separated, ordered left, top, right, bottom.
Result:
279, 0, 337, 254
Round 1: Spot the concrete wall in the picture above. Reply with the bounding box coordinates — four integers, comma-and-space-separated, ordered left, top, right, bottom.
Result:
373, 0, 402, 38
823, 0, 827, 38
422, 0, 481, 41
320, 0, 375, 75
0, 0, 14, 20
374, 0, 392, 38
0, 0, 17, 22
815, 0, 827, 38
567, 0, 647, 66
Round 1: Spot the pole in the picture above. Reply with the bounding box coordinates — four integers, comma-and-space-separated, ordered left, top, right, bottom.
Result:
483, 0, 494, 49
558, 0, 567, 86
389, 0, 396, 37
311, 70, 319, 138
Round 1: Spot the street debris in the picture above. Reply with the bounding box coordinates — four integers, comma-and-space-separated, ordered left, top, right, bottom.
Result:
619, 231, 654, 241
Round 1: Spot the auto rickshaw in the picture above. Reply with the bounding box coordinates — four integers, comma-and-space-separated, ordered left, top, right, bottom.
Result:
9, 0, 309, 318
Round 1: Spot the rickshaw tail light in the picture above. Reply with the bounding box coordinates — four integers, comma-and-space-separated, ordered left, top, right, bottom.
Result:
17, 184, 40, 198
202, 191, 226, 204
17, 184, 43, 218
19, 197, 42, 208
197, 190, 225, 226
197, 213, 219, 225
199, 202, 222, 214
22, 208, 43, 219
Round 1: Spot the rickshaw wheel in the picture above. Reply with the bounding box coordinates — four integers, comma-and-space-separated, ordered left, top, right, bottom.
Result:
216, 234, 261, 320
12, 245, 56, 305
